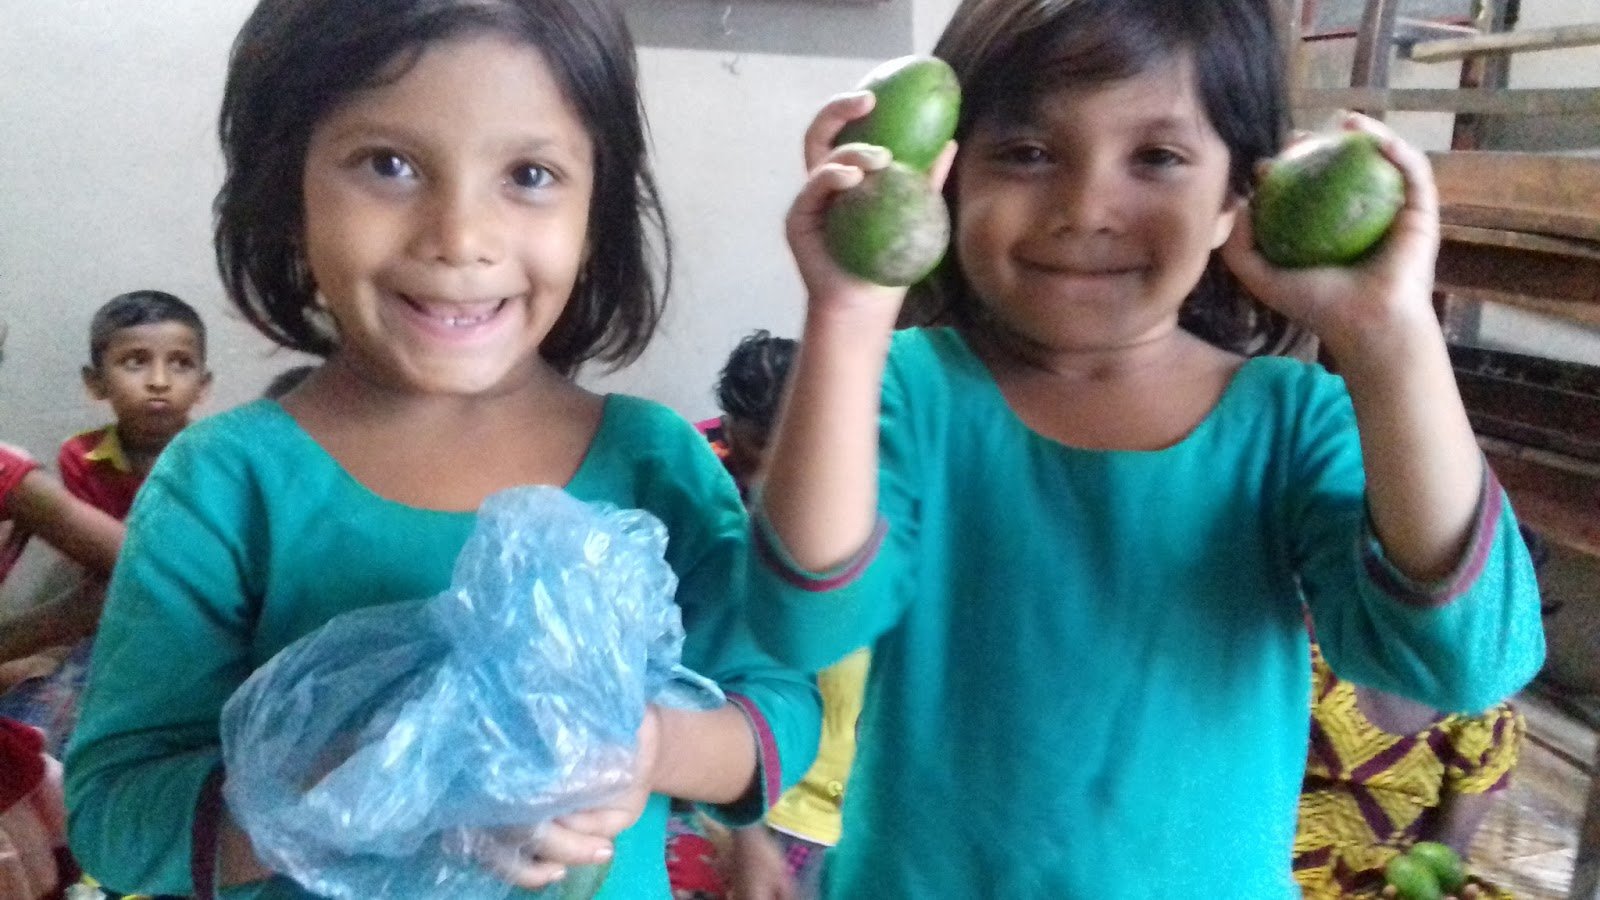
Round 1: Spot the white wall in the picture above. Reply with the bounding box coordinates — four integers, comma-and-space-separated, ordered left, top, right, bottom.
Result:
0, 2, 904, 465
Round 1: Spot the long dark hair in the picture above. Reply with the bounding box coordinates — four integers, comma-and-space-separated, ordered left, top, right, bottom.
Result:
904, 0, 1296, 355
214, 0, 670, 375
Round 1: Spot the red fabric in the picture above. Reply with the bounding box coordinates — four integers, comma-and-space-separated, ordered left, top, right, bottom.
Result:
0, 443, 41, 584
56, 428, 142, 521
0, 718, 46, 811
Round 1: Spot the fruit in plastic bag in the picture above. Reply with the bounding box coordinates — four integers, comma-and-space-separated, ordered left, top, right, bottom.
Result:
220, 487, 723, 900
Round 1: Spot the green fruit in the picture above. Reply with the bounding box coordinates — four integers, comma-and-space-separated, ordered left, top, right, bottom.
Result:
1251, 130, 1404, 268
1409, 842, 1469, 893
1386, 853, 1444, 900
834, 55, 961, 172
825, 158, 950, 287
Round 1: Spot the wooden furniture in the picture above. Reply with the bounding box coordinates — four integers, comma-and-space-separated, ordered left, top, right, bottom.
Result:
1278, 9, 1600, 893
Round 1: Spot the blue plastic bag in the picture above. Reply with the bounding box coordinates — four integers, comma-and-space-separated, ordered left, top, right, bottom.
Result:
220, 486, 723, 899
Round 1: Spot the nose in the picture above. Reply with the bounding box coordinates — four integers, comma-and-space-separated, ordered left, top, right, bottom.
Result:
146, 361, 172, 392
1049, 160, 1120, 234
415, 183, 504, 267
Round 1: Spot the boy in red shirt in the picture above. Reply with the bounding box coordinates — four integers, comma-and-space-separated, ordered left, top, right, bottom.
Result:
57, 291, 211, 520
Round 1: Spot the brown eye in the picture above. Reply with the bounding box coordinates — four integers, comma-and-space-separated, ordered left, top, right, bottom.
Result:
509, 163, 554, 191
366, 151, 414, 180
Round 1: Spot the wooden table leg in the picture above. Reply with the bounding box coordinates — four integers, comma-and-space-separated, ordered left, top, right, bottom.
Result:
1573, 742, 1600, 899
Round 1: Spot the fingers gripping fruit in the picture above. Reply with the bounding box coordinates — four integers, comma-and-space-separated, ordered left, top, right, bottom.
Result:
824, 56, 961, 286
833, 55, 961, 172
1251, 130, 1404, 268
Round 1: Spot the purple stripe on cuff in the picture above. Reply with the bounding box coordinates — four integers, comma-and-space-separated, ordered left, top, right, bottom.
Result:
1362, 464, 1505, 608
727, 692, 782, 808
752, 516, 887, 593
191, 765, 225, 900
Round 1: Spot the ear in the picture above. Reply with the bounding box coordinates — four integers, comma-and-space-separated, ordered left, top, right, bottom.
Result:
82, 365, 109, 401
1212, 193, 1246, 251
197, 368, 215, 404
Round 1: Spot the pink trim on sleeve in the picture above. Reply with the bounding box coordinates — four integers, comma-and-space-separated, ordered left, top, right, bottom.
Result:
726, 693, 783, 809
1361, 464, 1505, 608
751, 513, 887, 594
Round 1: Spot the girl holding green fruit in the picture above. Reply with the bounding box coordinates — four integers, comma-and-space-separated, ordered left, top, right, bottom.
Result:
748, 0, 1545, 895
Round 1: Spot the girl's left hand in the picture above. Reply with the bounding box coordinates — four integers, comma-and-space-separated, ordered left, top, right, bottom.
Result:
472, 707, 661, 889
1220, 113, 1442, 365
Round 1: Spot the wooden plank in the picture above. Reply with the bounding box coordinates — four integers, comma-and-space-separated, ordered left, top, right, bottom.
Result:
1440, 223, 1600, 259
1576, 748, 1600, 899
1437, 240, 1600, 306
1292, 86, 1600, 115
1351, 0, 1401, 116
1432, 152, 1600, 223
1482, 446, 1600, 558
1440, 205, 1600, 244
1409, 22, 1600, 62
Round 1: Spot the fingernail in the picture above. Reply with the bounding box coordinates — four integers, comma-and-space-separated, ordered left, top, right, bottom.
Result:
594, 846, 614, 862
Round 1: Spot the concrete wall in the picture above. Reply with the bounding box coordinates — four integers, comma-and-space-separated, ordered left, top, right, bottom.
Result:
0, 1, 929, 465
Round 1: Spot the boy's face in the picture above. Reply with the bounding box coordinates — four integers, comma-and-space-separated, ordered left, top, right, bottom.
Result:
83, 321, 211, 442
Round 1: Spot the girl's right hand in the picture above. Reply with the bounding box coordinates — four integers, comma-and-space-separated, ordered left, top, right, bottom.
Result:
469, 708, 661, 889
785, 92, 955, 320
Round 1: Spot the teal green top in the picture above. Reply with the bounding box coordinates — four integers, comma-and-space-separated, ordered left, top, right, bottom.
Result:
65, 395, 820, 899
750, 328, 1544, 898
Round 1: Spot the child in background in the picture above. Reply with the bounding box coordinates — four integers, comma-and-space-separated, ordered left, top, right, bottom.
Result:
0, 325, 125, 754
673, 332, 867, 900
750, 0, 1545, 895
1295, 641, 1521, 899
60, 291, 211, 520
64, 2, 818, 898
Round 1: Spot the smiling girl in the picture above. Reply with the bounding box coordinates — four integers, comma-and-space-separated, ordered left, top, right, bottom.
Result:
63, 2, 818, 898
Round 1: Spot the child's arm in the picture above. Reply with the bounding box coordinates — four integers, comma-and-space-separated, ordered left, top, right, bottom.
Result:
1224, 117, 1543, 711
1222, 115, 1480, 585
760, 94, 953, 571
4, 469, 124, 576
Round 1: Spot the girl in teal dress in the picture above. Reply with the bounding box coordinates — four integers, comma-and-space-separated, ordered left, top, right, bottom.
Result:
749, 0, 1545, 895
63, 2, 819, 897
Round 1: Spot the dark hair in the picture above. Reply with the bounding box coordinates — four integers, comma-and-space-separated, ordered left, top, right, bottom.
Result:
715, 330, 798, 432
88, 291, 207, 369
214, 0, 670, 375
262, 364, 318, 400
904, 0, 1296, 355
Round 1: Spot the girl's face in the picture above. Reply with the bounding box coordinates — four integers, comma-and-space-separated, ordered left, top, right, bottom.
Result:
953, 55, 1240, 357
302, 34, 594, 396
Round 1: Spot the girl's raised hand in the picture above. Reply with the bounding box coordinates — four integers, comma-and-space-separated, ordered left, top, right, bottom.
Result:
785, 91, 955, 320
1220, 113, 1442, 366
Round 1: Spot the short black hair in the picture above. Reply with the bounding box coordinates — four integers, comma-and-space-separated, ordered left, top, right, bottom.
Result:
214, 0, 670, 375
715, 330, 798, 432
904, 0, 1296, 355
88, 291, 207, 369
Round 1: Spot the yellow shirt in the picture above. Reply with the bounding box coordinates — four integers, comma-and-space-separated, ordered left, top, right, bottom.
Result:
764, 650, 868, 846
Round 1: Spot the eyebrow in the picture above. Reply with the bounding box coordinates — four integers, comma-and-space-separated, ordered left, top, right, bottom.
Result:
320, 119, 582, 159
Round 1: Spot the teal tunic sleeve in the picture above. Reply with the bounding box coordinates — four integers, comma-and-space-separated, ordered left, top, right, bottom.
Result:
65, 416, 263, 895
1285, 363, 1545, 714
746, 331, 928, 673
